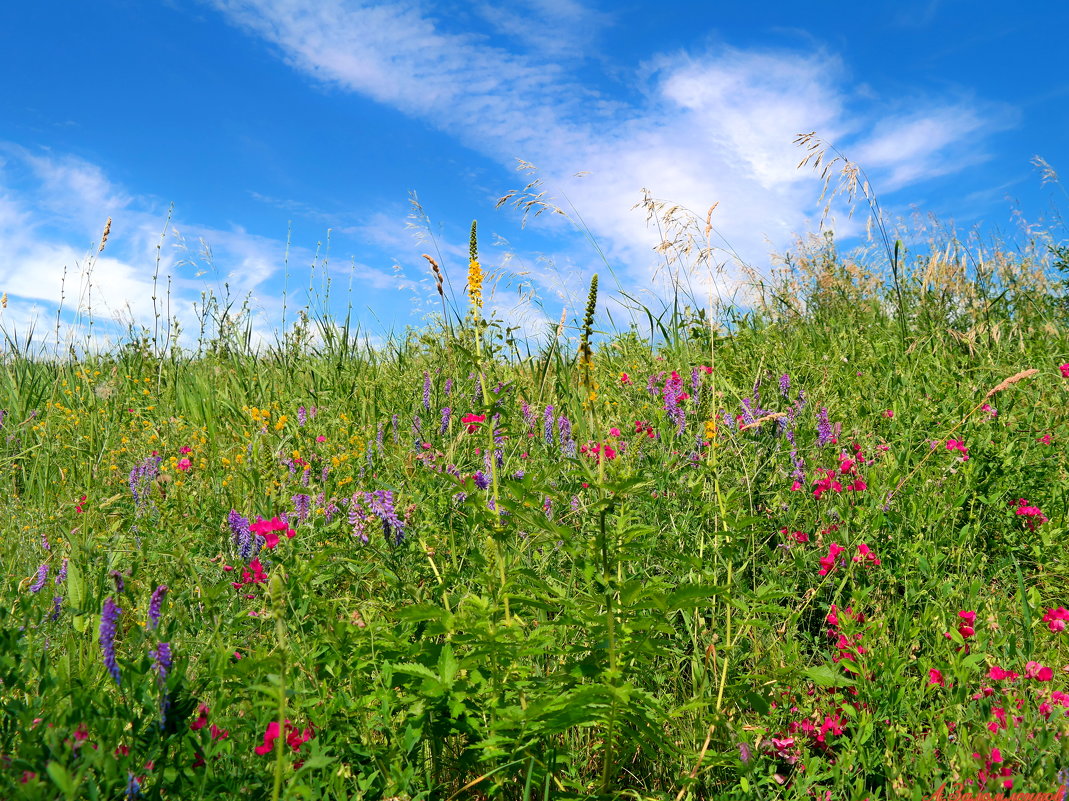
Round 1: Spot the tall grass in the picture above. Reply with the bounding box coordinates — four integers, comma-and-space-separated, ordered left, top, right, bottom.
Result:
0, 184, 1068, 800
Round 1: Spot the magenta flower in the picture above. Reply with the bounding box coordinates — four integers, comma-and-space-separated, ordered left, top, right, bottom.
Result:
945, 439, 969, 460
1060, 363, 1069, 378
1025, 661, 1054, 681
853, 543, 881, 566
818, 543, 845, 576
1042, 606, 1069, 632
928, 668, 945, 686
988, 665, 1019, 681
176, 458, 192, 472
1014, 498, 1048, 530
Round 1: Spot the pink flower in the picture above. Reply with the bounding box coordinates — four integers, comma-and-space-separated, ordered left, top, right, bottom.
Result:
1042, 606, 1069, 632
254, 721, 281, 755
620, 373, 631, 384
1038, 433, 1052, 445
928, 668, 945, 686
251, 516, 296, 549
818, 543, 845, 576
1060, 363, 1069, 378
190, 704, 210, 731
1025, 661, 1054, 681
945, 439, 969, 459
608, 427, 621, 437
176, 457, 192, 471
461, 413, 486, 433
1014, 498, 1048, 530
883, 409, 894, 418
988, 665, 1019, 681
241, 559, 268, 585
255, 720, 314, 756
316, 435, 326, 442
853, 543, 881, 566
179, 446, 192, 455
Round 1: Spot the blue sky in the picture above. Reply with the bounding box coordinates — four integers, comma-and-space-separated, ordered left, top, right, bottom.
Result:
1, 0, 1066, 351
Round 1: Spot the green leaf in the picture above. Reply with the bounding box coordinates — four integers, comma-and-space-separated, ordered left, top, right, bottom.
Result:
66, 560, 85, 610
46, 761, 75, 798
802, 665, 856, 687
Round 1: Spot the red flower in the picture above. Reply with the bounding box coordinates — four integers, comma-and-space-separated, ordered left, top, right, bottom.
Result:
255, 720, 314, 756
252, 516, 296, 549
1042, 606, 1069, 632
190, 704, 210, 731
461, 413, 486, 433
818, 543, 845, 576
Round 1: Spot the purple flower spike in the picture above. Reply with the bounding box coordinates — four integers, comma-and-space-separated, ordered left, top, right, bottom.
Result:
29, 563, 48, 593
99, 597, 122, 685
147, 585, 168, 631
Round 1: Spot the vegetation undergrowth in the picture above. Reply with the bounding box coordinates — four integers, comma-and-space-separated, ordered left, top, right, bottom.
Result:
2, 192, 1069, 800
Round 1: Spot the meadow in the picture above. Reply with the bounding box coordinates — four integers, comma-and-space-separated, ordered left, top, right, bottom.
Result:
2, 212, 1069, 801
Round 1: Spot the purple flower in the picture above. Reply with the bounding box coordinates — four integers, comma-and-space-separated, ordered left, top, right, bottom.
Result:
422, 371, 432, 410
99, 597, 122, 685
128, 454, 162, 510
55, 557, 68, 585
779, 374, 790, 399
543, 405, 555, 446
147, 585, 168, 631
292, 493, 312, 525
444, 377, 453, 396
29, 563, 48, 593
440, 406, 452, 435
473, 470, 491, 490
557, 413, 572, 447
41, 532, 50, 551
817, 407, 833, 447
110, 570, 125, 594
348, 495, 368, 543
365, 490, 405, 545
522, 401, 534, 433
50, 596, 62, 622
297, 405, 307, 426
150, 641, 172, 683
228, 510, 255, 560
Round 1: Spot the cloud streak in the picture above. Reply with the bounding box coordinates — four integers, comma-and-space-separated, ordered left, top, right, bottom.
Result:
209, 0, 1016, 302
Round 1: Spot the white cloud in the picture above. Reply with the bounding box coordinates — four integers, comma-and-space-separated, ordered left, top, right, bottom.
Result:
209, 0, 1013, 305
0, 144, 309, 353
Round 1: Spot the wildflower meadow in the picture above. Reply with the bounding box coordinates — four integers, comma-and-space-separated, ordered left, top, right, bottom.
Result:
2, 210, 1069, 801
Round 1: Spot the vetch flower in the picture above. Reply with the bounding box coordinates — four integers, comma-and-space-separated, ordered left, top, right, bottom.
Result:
28, 563, 48, 593
99, 597, 122, 685
146, 585, 168, 631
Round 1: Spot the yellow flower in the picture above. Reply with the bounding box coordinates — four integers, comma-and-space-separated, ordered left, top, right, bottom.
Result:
467, 258, 483, 311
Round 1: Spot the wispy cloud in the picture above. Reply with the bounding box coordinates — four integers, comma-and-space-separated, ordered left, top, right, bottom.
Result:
209, 0, 1015, 301
0, 144, 307, 351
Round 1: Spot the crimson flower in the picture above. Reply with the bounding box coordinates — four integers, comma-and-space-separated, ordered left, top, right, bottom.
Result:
1042, 606, 1069, 632
461, 413, 486, 433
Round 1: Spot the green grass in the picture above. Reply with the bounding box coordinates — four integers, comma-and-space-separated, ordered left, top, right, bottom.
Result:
1, 223, 1069, 801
